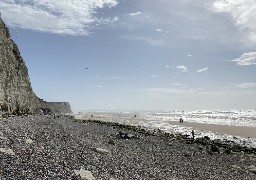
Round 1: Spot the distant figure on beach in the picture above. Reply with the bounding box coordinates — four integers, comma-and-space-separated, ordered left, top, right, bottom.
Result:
191, 130, 195, 140
134, 114, 137, 118
179, 118, 184, 123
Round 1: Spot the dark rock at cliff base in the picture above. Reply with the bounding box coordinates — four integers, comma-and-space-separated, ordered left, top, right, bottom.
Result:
210, 145, 220, 153
0, 18, 71, 116
118, 131, 136, 139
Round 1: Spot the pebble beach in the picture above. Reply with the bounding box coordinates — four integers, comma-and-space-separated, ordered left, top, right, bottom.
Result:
1, 115, 256, 179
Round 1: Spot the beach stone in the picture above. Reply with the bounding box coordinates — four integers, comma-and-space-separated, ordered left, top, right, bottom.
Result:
248, 165, 256, 174
248, 165, 256, 169
224, 148, 231, 154
182, 134, 190, 139
249, 157, 256, 161
118, 131, 128, 139
94, 148, 110, 154
230, 165, 240, 169
198, 146, 204, 151
183, 153, 191, 157
74, 167, 95, 180
0, 147, 15, 155
118, 131, 135, 139
108, 139, 115, 145
195, 137, 207, 145
185, 139, 193, 144
239, 158, 246, 162
126, 133, 135, 139
207, 151, 213, 155
249, 168, 256, 174
210, 145, 220, 153
0, 136, 7, 140
25, 138, 33, 144
204, 136, 210, 141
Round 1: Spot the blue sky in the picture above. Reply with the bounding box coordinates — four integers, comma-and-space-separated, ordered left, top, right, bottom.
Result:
1, 0, 256, 111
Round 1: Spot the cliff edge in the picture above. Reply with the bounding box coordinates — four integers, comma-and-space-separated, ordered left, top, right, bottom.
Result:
0, 18, 72, 117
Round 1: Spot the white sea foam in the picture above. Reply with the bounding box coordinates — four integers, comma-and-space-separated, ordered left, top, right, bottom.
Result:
74, 109, 256, 148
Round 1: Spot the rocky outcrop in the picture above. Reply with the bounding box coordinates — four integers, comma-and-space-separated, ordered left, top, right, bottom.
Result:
39, 100, 72, 114
0, 18, 71, 117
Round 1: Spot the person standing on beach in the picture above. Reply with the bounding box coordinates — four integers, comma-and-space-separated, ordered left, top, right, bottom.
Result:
191, 130, 195, 140
179, 118, 183, 123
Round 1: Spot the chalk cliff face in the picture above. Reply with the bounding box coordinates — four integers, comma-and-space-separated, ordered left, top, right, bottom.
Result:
0, 18, 71, 117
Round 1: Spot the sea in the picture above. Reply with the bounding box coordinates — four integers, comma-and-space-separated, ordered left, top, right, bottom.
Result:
74, 109, 256, 148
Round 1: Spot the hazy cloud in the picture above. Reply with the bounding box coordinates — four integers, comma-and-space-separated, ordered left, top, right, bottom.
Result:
232, 52, 256, 66
235, 83, 256, 89
156, 28, 169, 34
156, 28, 163, 32
197, 67, 208, 73
187, 53, 192, 57
176, 65, 188, 73
130, 12, 142, 16
146, 87, 196, 98
104, 76, 126, 80
170, 83, 183, 86
151, 75, 160, 78
125, 36, 166, 46
0, 0, 118, 35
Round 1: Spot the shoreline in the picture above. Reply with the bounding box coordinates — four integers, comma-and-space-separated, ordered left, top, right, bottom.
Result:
76, 118, 256, 153
168, 121, 256, 138
74, 113, 256, 143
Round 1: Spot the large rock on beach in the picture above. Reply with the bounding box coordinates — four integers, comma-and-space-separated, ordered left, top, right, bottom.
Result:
118, 131, 136, 139
74, 167, 96, 180
248, 165, 256, 174
0, 147, 15, 155
211, 145, 220, 153
94, 147, 110, 154
25, 138, 33, 144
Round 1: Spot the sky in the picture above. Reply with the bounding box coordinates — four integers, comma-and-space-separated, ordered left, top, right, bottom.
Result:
0, 0, 256, 111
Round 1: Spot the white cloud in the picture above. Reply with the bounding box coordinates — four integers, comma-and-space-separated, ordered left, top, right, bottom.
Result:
156, 28, 163, 32
165, 65, 171, 68
232, 52, 256, 66
170, 83, 183, 86
146, 87, 196, 98
156, 28, 169, 34
96, 85, 103, 88
197, 67, 208, 73
0, 0, 118, 35
235, 83, 256, 89
187, 53, 192, 57
104, 76, 125, 80
212, 0, 256, 44
130, 12, 142, 16
125, 36, 166, 46
170, 83, 189, 89
176, 65, 188, 73
151, 75, 160, 78
96, 16, 119, 25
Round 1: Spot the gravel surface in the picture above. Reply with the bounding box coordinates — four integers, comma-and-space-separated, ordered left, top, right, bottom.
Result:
0, 115, 256, 179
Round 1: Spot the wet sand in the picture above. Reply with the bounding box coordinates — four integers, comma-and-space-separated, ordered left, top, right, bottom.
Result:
75, 113, 256, 139
170, 121, 256, 138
